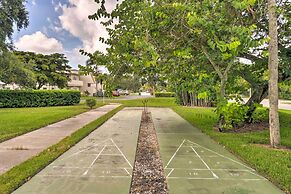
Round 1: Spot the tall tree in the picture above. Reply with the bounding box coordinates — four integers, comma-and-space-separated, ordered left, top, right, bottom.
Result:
14, 51, 71, 89
268, 0, 280, 147
0, 51, 36, 88
0, 0, 29, 51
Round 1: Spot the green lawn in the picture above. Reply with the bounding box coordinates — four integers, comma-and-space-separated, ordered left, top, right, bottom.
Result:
109, 97, 177, 107
0, 103, 105, 142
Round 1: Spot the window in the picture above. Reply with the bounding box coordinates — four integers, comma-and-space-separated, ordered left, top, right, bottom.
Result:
88, 83, 91, 87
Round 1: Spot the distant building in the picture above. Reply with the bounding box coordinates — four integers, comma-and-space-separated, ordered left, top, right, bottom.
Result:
0, 70, 101, 96
0, 82, 20, 90
67, 69, 102, 96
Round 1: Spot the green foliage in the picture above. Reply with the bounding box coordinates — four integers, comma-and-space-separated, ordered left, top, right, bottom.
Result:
216, 101, 249, 129
115, 76, 142, 92
279, 82, 291, 100
0, 105, 123, 194
252, 108, 269, 123
0, 90, 80, 108
155, 92, 175, 97
86, 98, 97, 109
0, 51, 36, 88
0, 0, 28, 50
14, 51, 71, 89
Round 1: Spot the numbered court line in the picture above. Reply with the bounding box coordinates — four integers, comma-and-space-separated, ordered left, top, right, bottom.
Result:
187, 139, 255, 171
82, 145, 107, 176
50, 138, 133, 178
191, 146, 219, 179
164, 139, 266, 181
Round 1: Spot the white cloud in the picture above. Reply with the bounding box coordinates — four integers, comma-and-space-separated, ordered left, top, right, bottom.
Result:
14, 31, 64, 55
58, 0, 118, 53
32, 0, 36, 6
64, 48, 89, 69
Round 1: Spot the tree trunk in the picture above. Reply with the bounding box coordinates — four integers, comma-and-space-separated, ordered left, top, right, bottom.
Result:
218, 78, 227, 131
245, 83, 269, 123
220, 78, 227, 99
268, 0, 280, 147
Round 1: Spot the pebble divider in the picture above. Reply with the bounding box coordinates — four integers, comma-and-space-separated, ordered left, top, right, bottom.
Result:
129, 111, 169, 194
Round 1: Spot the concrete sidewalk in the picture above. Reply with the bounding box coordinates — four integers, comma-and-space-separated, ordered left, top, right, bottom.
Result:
0, 104, 120, 175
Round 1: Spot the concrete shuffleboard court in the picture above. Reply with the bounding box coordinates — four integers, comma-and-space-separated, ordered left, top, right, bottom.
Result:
13, 108, 142, 194
151, 108, 284, 194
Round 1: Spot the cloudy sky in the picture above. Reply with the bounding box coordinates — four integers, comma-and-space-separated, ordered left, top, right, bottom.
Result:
13, 0, 118, 69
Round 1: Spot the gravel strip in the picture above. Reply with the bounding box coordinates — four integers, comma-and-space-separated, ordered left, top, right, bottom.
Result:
130, 111, 169, 194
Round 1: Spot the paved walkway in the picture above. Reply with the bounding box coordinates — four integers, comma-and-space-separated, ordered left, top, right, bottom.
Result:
239, 98, 291, 110
260, 99, 291, 110
14, 108, 141, 194
151, 108, 284, 194
0, 104, 120, 175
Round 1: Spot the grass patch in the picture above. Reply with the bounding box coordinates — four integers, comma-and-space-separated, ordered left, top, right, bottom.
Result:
0, 102, 105, 142
173, 106, 291, 193
110, 97, 177, 107
0, 105, 123, 194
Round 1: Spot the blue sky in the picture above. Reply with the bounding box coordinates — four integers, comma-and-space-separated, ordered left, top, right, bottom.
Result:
13, 0, 116, 69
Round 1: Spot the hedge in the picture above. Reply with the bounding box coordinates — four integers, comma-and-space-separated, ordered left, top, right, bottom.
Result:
0, 90, 81, 108
155, 92, 175, 97
280, 84, 291, 100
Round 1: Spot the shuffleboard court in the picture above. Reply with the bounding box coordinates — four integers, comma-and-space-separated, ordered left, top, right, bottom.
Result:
151, 108, 284, 194
13, 108, 142, 194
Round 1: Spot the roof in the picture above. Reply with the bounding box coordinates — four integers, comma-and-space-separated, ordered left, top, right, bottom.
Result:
0, 81, 5, 85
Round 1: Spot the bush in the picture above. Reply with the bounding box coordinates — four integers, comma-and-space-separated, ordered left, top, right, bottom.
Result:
86, 98, 96, 109
279, 83, 291, 100
155, 92, 175, 97
216, 101, 249, 130
0, 90, 80, 108
253, 108, 269, 122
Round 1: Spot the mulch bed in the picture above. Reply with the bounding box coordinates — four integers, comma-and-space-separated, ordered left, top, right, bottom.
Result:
215, 122, 269, 133
130, 111, 169, 194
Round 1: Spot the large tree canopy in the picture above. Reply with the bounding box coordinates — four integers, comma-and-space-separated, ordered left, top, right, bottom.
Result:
86, 0, 290, 130
0, 51, 36, 88
0, 0, 29, 51
14, 51, 71, 89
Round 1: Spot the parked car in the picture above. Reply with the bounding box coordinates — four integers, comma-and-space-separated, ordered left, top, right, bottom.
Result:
117, 89, 129, 95
112, 90, 120, 96
139, 91, 151, 96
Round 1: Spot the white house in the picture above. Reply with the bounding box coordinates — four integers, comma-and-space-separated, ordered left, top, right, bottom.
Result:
0, 70, 102, 96
67, 69, 102, 96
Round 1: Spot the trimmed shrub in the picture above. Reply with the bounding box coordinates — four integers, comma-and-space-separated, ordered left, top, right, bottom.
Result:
155, 92, 175, 97
279, 84, 291, 100
0, 90, 80, 108
86, 98, 97, 109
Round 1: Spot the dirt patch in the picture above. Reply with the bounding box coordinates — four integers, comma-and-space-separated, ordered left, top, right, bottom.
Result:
215, 122, 269, 133
130, 111, 169, 194
253, 144, 290, 152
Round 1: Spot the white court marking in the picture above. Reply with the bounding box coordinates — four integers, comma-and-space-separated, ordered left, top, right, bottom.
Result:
48, 138, 133, 178
164, 139, 266, 181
